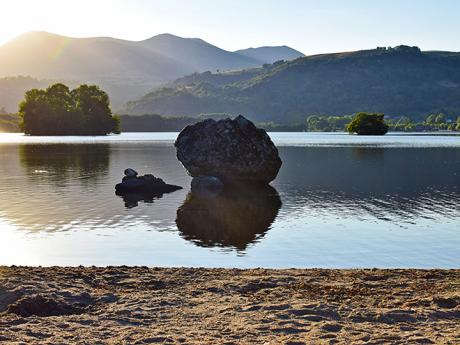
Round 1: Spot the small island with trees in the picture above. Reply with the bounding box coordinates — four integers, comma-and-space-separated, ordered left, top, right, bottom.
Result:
346, 112, 389, 135
19, 83, 120, 136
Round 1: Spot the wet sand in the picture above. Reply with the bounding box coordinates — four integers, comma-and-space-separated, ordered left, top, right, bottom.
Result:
0, 267, 459, 344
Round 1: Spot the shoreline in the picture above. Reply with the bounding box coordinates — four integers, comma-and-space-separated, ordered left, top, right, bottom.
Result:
1, 267, 459, 344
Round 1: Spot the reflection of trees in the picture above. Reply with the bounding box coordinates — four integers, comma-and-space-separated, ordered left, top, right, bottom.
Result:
276, 147, 460, 222
19, 144, 110, 184
0, 144, 113, 232
176, 185, 281, 250
0, 144, 186, 233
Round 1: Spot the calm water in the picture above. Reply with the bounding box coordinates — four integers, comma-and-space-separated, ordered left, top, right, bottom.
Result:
0, 132, 459, 268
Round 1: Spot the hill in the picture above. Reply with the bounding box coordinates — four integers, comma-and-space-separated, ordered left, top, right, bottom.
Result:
123, 46, 460, 122
235, 46, 304, 63
0, 76, 53, 113
0, 31, 302, 109
140, 34, 260, 71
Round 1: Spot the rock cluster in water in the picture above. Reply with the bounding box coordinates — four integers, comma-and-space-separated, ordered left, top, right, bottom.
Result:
175, 115, 282, 185
115, 168, 182, 195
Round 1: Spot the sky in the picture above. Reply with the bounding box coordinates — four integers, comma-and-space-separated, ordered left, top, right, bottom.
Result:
1, 0, 460, 55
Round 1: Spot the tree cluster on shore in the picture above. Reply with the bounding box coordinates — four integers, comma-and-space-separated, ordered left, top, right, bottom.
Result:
127, 112, 452, 133
120, 112, 391, 134
305, 113, 460, 132
4, 111, 460, 134
388, 113, 460, 132
19, 83, 120, 136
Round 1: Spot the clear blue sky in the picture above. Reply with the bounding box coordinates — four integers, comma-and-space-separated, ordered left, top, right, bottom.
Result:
1, 0, 460, 54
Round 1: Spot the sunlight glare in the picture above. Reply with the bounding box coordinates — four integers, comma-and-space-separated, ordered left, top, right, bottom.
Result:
0, 0, 125, 45
0, 218, 39, 265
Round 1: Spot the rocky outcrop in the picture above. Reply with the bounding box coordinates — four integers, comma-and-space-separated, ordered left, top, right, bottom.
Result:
115, 169, 182, 196
175, 115, 282, 185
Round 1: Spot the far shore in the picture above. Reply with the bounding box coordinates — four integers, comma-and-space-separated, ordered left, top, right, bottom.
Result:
0, 266, 459, 344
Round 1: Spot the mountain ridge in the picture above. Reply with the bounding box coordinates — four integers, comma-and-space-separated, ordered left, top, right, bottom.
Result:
234, 46, 304, 63
0, 31, 303, 111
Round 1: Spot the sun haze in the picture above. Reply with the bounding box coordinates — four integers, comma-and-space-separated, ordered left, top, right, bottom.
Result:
1, 0, 460, 55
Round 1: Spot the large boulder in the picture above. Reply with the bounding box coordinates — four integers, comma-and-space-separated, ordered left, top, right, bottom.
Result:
175, 115, 282, 184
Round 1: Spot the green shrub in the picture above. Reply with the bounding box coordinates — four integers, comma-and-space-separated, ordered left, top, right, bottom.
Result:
347, 112, 389, 135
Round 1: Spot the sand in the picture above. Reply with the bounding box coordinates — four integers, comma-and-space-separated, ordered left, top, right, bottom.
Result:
0, 267, 459, 344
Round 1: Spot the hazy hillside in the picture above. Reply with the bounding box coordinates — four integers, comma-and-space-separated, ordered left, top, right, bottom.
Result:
0, 76, 53, 113
235, 46, 304, 63
0, 31, 301, 109
0, 32, 193, 108
123, 46, 460, 122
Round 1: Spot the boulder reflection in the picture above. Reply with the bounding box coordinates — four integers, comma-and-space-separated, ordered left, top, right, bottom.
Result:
176, 185, 281, 250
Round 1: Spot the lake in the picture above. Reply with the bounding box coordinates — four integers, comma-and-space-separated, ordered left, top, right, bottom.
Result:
0, 132, 459, 268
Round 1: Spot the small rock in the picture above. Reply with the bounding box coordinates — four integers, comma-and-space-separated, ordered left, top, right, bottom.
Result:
115, 170, 182, 196
321, 323, 343, 332
7, 295, 86, 317
124, 168, 138, 178
433, 297, 458, 309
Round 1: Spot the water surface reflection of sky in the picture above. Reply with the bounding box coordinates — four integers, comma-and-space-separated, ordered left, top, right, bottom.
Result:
0, 133, 459, 267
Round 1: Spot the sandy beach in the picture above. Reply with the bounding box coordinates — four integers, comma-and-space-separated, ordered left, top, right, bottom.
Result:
0, 267, 459, 344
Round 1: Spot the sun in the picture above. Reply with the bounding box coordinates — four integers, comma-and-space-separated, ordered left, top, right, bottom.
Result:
0, 0, 123, 46
0, 1, 54, 45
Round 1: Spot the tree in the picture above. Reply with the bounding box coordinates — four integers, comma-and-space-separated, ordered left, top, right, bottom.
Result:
71, 84, 117, 135
19, 83, 120, 135
425, 114, 437, 124
306, 115, 331, 131
346, 112, 389, 135
435, 113, 446, 124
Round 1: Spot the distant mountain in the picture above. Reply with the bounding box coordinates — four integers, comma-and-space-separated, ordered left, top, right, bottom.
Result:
140, 33, 261, 71
235, 46, 304, 63
123, 46, 460, 122
0, 31, 302, 109
0, 31, 192, 81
